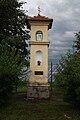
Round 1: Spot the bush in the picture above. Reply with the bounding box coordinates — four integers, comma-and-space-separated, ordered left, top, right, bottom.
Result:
55, 51, 80, 105
0, 45, 22, 105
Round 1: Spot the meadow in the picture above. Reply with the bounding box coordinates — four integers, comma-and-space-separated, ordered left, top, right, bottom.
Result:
0, 83, 80, 120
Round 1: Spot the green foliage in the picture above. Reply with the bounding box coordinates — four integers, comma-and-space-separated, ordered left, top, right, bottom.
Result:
75, 32, 80, 52
0, 44, 23, 105
55, 32, 80, 105
17, 81, 27, 93
0, 0, 30, 60
0, 0, 26, 38
0, 0, 29, 106
55, 50, 80, 105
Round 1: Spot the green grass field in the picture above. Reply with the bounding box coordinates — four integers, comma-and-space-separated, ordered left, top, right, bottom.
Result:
0, 84, 80, 120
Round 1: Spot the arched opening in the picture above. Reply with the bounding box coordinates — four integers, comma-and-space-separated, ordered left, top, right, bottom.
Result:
36, 31, 43, 41
35, 50, 43, 66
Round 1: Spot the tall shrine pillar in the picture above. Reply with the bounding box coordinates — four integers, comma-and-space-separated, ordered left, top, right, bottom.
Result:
26, 14, 53, 99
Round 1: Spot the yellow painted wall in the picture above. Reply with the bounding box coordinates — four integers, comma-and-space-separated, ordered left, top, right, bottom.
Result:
30, 25, 48, 42
30, 45, 48, 84
29, 21, 49, 84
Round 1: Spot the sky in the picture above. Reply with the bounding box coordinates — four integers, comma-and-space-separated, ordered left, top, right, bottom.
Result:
20, 0, 80, 65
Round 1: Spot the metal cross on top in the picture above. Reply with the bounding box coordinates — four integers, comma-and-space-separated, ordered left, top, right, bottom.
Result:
38, 6, 41, 16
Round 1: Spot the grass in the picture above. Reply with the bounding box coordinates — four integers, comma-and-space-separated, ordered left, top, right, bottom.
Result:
15, 81, 27, 93
17, 84, 27, 93
0, 84, 80, 120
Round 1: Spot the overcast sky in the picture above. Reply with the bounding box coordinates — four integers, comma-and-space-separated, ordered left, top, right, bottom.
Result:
20, 0, 80, 65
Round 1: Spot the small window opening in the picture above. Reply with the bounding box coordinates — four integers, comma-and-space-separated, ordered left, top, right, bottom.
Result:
37, 61, 41, 66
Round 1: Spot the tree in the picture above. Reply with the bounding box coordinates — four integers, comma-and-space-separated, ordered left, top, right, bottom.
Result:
74, 32, 80, 52
55, 32, 80, 105
0, 44, 23, 105
0, 0, 29, 105
0, 0, 29, 60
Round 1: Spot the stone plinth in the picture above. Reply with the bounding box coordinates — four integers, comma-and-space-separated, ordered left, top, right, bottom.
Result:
27, 84, 50, 99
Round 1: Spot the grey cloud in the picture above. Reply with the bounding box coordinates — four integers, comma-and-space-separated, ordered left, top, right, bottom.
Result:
21, 0, 80, 64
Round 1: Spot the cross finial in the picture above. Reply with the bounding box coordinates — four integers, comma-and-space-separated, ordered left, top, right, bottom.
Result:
38, 6, 41, 16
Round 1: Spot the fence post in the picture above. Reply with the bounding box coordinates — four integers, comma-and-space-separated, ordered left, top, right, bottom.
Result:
50, 61, 53, 92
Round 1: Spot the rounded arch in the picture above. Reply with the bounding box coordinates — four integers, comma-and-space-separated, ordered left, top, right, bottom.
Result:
36, 31, 43, 41
35, 50, 43, 66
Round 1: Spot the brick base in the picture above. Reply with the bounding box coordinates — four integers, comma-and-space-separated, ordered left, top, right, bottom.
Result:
27, 84, 50, 99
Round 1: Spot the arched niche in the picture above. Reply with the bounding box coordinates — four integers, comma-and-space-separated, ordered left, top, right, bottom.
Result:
36, 31, 43, 41
35, 50, 43, 66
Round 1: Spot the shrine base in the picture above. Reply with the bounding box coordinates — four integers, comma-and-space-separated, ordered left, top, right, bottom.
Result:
27, 84, 50, 99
